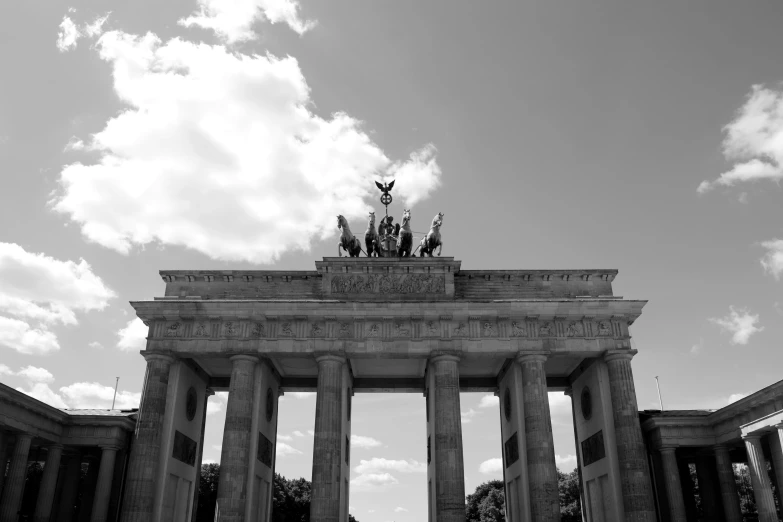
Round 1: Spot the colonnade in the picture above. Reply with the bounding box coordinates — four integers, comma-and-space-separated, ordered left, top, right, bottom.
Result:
116, 348, 654, 522
0, 432, 124, 522
656, 426, 783, 522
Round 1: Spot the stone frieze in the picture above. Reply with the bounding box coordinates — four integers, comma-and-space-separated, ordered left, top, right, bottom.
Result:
329, 274, 445, 294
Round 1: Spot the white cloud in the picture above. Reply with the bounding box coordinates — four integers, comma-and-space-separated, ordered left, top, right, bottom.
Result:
17, 366, 54, 383
293, 430, 304, 437
84, 13, 110, 37
206, 393, 226, 415
709, 306, 764, 345
690, 338, 703, 355
351, 435, 382, 449
394, 507, 408, 513
278, 434, 292, 441
0, 243, 114, 354
461, 408, 479, 423
353, 458, 426, 474
350, 472, 399, 491
0, 317, 60, 355
53, 30, 442, 265
88, 341, 103, 349
117, 318, 148, 352
307, 429, 314, 436
59, 382, 141, 409
57, 16, 82, 52
698, 85, 783, 193
556, 454, 577, 471
478, 394, 498, 408
0, 364, 12, 376
64, 136, 86, 152
478, 458, 502, 475
276, 442, 303, 457
761, 239, 783, 280
17, 383, 69, 409
179, 0, 315, 43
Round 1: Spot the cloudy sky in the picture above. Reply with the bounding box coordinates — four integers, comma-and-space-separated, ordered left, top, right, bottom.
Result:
2, 0, 783, 519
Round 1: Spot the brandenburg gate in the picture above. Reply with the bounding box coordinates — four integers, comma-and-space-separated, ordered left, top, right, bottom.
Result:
120, 256, 656, 522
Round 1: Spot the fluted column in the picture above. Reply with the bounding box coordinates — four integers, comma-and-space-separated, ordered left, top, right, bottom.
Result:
563, 388, 585, 515
216, 355, 258, 522
518, 353, 559, 522
0, 432, 33, 522
0, 430, 7, 499
57, 453, 82, 522
658, 447, 686, 522
120, 352, 174, 522
695, 454, 722, 521
33, 444, 64, 522
744, 435, 777, 522
310, 355, 346, 522
604, 351, 656, 522
769, 425, 783, 504
714, 445, 742, 522
430, 354, 465, 522
90, 445, 119, 522
192, 388, 214, 522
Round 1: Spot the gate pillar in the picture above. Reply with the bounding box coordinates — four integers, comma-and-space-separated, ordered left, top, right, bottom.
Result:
310, 354, 352, 522
425, 354, 465, 522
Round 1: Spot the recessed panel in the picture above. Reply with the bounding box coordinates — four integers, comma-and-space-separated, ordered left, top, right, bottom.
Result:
349, 358, 426, 378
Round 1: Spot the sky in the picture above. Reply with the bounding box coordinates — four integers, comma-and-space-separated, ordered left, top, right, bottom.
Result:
1, 0, 783, 519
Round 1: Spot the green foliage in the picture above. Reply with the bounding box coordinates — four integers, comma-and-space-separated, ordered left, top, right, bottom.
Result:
466, 480, 505, 522
557, 468, 582, 522
195, 464, 359, 522
466, 468, 583, 522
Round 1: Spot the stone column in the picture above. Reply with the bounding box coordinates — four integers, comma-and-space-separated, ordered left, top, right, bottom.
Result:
216, 355, 258, 522
744, 435, 777, 522
518, 353, 559, 522
121, 352, 175, 522
192, 388, 214, 522
310, 355, 347, 522
694, 455, 722, 521
79, 455, 100, 522
604, 351, 656, 522
430, 354, 465, 522
0, 429, 7, 499
564, 388, 585, 515
91, 445, 119, 522
658, 447, 686, 522
769, 424, 783, 503
714, 445, 742, 522
57, 453, 82, 522
0, 432, 33, 522
33, 444, 64, 522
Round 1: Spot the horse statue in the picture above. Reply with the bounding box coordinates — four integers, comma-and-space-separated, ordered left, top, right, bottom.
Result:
418, 212, 444, 257
337, 215, 362, 257
396, 209, 413, 257
364, 211, 380, 257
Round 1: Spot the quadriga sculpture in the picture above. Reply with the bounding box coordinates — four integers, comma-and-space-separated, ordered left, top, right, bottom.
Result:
337, 215, 362, 257
396, 209, 413, 257
418, 212, 444, 257
364, 211, 380, 257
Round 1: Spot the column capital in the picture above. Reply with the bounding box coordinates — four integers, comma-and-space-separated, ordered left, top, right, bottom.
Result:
229, 354, 259, 364
314, 353, 347, 364
604, 349, 638, 363
659, 446, 678, 455
99, 444, 122, 452
47, 443, 64, 451
429, 352, 460, 364
743, 433, 763, 442
14, 432, 33, 443
516, 351, 549, 364
141, 351, 175, 364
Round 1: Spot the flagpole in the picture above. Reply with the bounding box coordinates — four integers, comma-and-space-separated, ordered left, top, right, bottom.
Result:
655, 376, 664, 410
112, 377, 120, 410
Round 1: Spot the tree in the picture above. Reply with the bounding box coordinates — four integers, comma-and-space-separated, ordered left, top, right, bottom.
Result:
195, 465, 358, 522
466, 480, 505, 522
558, 468, 582, 522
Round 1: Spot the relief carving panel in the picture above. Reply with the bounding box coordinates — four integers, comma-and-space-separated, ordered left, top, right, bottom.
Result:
329, 274, 445, 294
